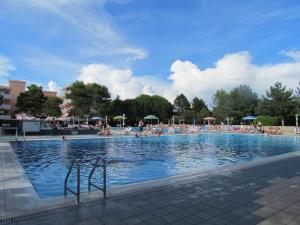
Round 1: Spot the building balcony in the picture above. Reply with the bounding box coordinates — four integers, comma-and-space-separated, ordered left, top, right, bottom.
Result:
0, 93, 11, 99
0, 104, 11, 110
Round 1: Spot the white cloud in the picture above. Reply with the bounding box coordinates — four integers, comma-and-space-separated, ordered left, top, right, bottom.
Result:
168, 51, 300, 105
78, 64, 146, 99
77, 64, 176, 100
47, 81, 63, 96
23, 0, 147, 61
281, 50, 300, 60
77, 51, 300, 105
0, 55, 15, 78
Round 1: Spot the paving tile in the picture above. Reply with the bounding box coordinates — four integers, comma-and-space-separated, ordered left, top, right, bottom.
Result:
257, 219, 282, 225
3, 146, 300, 225
266, 211, 298, 225
252, 206, 279, 218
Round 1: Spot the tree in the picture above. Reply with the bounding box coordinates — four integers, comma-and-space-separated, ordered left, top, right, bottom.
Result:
151, 95, 173, 122
174, 94, 190, 113
256, 82, 295, 126
135, 94, 153, 118
191, 97, 208, 112
212, 89, 231, 121
135, 94, 173, 122
199, 108, 210, 121
295, 84, 300, 115
42, 97, 63, 117
121, 99, 138, 125
16, 84, 46, 117
190, 97, 209, 124
66, 81, 110, 116
229, 85, 258, 120
174, 94, 190, 123
109, 96, 123, 116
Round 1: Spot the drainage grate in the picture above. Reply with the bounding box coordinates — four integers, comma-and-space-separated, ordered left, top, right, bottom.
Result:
0, 197, 104, 224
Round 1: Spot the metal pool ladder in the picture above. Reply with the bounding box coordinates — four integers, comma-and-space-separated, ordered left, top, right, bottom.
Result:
64, 159, 80, 203
88, 156, 107, 198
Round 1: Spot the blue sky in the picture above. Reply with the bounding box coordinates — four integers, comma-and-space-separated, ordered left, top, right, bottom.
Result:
0, 0, 300, 103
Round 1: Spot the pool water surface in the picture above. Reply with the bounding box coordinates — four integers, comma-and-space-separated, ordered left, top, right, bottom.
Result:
11, 133, 300, 198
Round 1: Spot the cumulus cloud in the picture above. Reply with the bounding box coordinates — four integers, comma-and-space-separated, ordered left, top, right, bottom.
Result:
77, 51, 300, 105
0, 55, 15, 77
169, 51, 300, 104
281, 50, 300, 60
78, 64, 155, 99
48, 81, 63, 96
48, 81, 60, 91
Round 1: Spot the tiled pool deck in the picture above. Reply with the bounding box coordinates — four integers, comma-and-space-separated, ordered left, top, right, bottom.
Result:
1, 139, 300, 224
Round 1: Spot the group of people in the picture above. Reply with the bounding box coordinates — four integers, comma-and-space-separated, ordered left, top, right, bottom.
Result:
204, 121, 283, 136
96, 120, 111, 136
50, 116, 288, 138
135, 120, 164, 137
265, 127, 282, 135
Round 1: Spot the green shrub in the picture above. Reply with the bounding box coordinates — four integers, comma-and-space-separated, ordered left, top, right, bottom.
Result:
255, 116, 280, 126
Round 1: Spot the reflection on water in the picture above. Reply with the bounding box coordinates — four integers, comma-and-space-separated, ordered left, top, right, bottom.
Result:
11, 133, 300, 198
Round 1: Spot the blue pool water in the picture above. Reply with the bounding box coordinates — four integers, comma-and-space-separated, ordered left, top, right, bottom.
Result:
11, 133, 300, 198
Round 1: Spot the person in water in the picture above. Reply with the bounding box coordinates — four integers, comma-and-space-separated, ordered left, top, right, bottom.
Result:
138, 119, 144, 133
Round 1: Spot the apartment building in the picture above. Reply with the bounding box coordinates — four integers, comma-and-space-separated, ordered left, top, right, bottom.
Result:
0, 80, 57, 119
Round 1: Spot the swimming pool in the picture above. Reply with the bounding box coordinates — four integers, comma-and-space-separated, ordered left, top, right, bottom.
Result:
11, 133, 300, 198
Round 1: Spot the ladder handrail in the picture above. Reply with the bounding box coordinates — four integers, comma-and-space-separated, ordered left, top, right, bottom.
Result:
88, 156, 107, 198
64, 159, 80, 203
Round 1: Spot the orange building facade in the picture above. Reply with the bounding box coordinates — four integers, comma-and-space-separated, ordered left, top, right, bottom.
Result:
0, 80, 57, 119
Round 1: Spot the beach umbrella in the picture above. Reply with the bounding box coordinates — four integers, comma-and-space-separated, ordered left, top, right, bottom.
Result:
204, 116, 216, 125
204, 117, 216, 121
91, 116, 103, 120
113, 115, 127, 120
144, 115, 159, 124
242, 116, 256, 120
114, 115, 127, 127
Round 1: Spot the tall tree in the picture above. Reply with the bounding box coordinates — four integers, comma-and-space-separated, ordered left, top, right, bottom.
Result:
174, 94, 190, 123
256, 82, 295, 126
212, 89, 231, 121
66, 81, 110, 116
295, 84, 300, 115
109, 96, 123, 116
42, 97, 63, 117
134, 94, 173, 122
121, 99, 138, 125
190, 97, 209, 124
229, 85, 258, 120
174, 94, 190, 114
16, 84, 46, 117
191, 97, 208, 112
151, 95, 173, 122
135, 94, 153, 118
